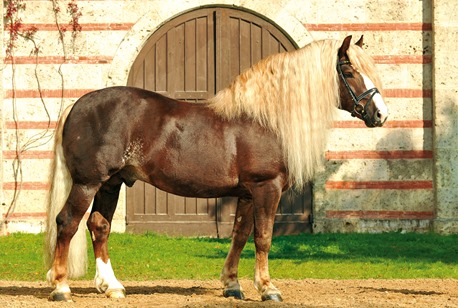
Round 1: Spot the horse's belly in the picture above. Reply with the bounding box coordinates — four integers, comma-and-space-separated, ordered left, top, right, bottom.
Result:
141, 150, 239, 198
149, 169, 239, 198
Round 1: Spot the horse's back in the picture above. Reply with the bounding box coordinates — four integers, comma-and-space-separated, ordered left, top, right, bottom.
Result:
64, 86, 177, 136
66, 86, 174, 125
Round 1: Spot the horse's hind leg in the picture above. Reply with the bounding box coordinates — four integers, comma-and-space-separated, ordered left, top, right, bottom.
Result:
48, 183, 99, 301
221, 197, 254, 300
87, 175, 125, 298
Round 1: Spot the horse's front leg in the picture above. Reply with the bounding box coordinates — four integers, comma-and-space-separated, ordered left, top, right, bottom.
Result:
252, 181, 283, 302
87, 179, 125, 298
48, 183, 98, 301
221, 197, 254, 300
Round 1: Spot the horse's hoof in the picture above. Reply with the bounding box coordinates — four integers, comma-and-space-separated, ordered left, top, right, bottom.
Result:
262, 293, 283, 302
49, 291, 73, 302
106, 288, 126, 299
223, 289, 245, 300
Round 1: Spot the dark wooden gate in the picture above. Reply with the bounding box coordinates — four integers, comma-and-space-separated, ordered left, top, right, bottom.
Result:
126, 7, 312, 237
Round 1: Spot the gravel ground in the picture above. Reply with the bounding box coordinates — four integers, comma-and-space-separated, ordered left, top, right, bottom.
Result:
0, 279, 457, 307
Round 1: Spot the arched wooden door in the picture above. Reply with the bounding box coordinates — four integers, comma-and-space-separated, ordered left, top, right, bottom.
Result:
126, 7, 312, 237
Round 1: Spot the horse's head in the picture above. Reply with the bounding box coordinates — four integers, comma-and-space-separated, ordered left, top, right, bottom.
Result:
337, 35, 388, 127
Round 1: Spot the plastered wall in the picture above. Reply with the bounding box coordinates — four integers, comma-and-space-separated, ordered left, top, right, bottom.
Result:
1, 0, 456, 234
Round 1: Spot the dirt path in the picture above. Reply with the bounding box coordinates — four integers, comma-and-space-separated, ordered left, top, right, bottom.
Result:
0, 279, 456, 307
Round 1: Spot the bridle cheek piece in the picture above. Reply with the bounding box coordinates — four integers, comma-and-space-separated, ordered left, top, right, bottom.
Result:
337, 60, 381, 126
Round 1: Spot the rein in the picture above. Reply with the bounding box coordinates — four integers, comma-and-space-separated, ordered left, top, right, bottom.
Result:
337, 60, 381, 126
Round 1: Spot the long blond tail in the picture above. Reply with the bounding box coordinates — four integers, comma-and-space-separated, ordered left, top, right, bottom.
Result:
45, 104, 88, 278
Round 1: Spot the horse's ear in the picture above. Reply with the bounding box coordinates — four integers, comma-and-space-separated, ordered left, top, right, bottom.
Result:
338, 35, 353, 60
355, 35, 364, 47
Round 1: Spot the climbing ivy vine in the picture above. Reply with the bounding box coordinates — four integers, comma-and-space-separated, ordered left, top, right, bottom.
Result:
2, 0, 82, 233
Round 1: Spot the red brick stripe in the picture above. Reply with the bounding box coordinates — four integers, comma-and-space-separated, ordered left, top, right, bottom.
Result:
4, 181, 434, 191
383, 120, 433, 128
20, 22, 430, 32
373, 55, 432, 64
5, 120, 431, 130
332, 120, 433, 129
326, 210, 435, 219
2, 182, 50, 190
4, 56, 112, 64
326, 150, 433, 160
5, 89, 95, 98
304, 23, 432, 31
4, 55, 430, 65
3, 212, 90, 220
3, 150, 433, 161
383, 89, 432, 98
5, 88, 430, 99
5, 23, 135, 31
325, 181, 433, 190
4, 150, 432, 161
3, 150, 54, 159
2, 212, 47, 219
5, 121, 58, 129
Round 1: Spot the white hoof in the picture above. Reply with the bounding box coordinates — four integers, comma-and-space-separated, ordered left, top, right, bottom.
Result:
106, 288, 126, 299
94, 258, 125, 298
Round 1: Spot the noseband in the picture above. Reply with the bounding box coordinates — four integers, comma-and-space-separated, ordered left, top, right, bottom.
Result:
337, 60, 381, 126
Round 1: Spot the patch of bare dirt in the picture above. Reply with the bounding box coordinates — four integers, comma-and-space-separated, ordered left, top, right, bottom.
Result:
0, 279, 456, 307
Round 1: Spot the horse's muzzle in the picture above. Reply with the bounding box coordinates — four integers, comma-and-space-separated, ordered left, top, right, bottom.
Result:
364, 108, 387, 127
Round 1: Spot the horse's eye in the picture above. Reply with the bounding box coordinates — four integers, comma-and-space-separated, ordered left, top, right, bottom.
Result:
343, 72, 354, 78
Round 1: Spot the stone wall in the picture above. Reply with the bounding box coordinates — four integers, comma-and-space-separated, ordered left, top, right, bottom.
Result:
431, 0, 458, 234
1, 0, 456, 234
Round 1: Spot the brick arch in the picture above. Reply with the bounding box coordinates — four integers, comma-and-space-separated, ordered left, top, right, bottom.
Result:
106, 2, 312, 234
106, 1, 311, 87
119, 6, 313, 236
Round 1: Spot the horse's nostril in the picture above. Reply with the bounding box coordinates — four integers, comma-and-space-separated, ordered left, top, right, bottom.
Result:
374, 109, 388, 126
374, 109, 381, 121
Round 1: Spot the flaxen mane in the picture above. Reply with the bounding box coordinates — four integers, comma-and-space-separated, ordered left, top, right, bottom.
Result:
208, 39, 381, 188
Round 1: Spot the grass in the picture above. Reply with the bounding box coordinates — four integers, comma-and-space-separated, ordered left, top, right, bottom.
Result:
0, 232, 456, 281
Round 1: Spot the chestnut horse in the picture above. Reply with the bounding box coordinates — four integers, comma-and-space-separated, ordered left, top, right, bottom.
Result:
45, 35, 387, 302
